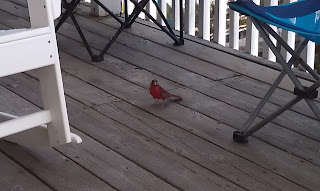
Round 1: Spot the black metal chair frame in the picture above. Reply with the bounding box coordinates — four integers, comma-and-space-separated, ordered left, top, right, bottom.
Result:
233, 17, 320, 143
55, 0, 184, 62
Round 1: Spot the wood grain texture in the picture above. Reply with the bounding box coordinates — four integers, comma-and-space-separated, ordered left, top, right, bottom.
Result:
56, 44, 320, 191
15, 1, 318, 147
1, 1, 320, 190
0, 152, 53, 191
0, 88, 116, 191
56, 52, 314, 190
75, 3, 317, 93
1, 71, 246, 191
41, 18, 320, 166
221, 75, 319, 119
55, 13, 320, 143
0, 74, 182, 191
0, 141, 117, 191
1, 60, 306, 191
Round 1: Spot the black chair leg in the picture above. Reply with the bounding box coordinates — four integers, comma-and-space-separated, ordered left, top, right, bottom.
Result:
56, 0, 184, 62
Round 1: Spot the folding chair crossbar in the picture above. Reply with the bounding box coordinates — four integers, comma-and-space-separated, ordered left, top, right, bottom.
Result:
233, 17, 320, 143
55, 0, 184, 62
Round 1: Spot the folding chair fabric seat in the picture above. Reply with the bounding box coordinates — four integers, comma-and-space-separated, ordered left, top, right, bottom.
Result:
228, 0, 320, 143
229, 0, 320, 43
0, 0, 81, 147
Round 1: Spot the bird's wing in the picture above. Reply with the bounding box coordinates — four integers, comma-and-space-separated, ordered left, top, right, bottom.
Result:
158, 85, 170, 97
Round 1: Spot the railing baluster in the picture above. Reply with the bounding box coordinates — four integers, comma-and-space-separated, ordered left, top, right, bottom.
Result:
280, 0, 297, 62
185, 0, 195, 36
157, 0, 167, 25
172, 0, 180, 30
198, 0, 210, 40
245, 0, 260, 56
301, 40, 316, 70
146, 0, 157, 22
127, 0, 135, 15
138, 0, 146, 19
229, 0, 239, 50
262, 0, 277, 62
91, 0, 108, 16
213, 0, 227, 46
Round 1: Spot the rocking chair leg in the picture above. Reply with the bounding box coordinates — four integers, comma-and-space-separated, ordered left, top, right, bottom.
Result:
37, 63, 71, 146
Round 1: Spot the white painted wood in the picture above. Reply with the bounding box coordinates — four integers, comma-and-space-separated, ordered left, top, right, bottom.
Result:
198, 0, 210, 40
280, 0, 297, 62
28, 0, 52, 28
0, 27, 50, 44
262, 0, 277, 62
127, 0, 135, 15
185, 0, 195, 36
91, 0, 122, 17
245, 0, 260, 56
138, 0, 146, 19
157, 0, 167, 26
301, 40, 316, 70
0, 33, 53, 78
213, 0, 227, 46
229, 0, 239, 50
51, 0, 61, 19
146, 0, 157, 22
0, 111, 51, 138
91, 1, 107, 17
37, 64, 72, 146
1, 112, 81, 146
0, 0, 80, 146
172, 0, 180, 30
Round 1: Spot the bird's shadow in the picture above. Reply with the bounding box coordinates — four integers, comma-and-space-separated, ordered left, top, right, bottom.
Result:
152, 98, 182, 107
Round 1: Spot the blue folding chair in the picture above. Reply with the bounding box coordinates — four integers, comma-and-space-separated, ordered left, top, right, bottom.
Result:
228, 0, 320, 143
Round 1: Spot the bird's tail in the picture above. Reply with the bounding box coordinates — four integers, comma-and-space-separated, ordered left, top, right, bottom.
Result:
169, 94, 183, 101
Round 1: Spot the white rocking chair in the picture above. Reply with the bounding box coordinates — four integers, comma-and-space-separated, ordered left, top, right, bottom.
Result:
0, 0, 81, 146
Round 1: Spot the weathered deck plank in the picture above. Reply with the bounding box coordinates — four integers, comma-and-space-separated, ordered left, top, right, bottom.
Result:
0, 152, 53, 191
56, 42, 320, 191
16, 46, 318, 190
58, 13, 320, 143
0, 74, 200, 191
0, 77, 185, 191
1, 1, 320, 191
1, 73, 245, 191
16, 0, 317, 147
41, 13, 320, 166
5, 0, 320, 135
75, 3, 320, 116
0, 88, 117, 191
76, 3, 316, 92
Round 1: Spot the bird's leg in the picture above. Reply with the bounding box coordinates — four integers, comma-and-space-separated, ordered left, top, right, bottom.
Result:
161, 99, 165, 107
153, 99, 159, 105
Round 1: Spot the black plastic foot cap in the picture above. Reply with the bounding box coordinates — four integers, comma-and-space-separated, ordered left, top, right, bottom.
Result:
233, 131, 248, 143
173, 41, 184, 46
124, 24, 132, 29
92, 55, 104, 62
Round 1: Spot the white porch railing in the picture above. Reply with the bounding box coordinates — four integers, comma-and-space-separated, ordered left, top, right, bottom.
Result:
91, 0, 317, 71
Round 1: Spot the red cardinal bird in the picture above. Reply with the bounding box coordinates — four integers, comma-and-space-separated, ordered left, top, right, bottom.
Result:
149, 79, 182, 103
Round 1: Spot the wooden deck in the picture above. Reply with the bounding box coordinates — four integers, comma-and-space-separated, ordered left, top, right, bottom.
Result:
1, 1, 320, 190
